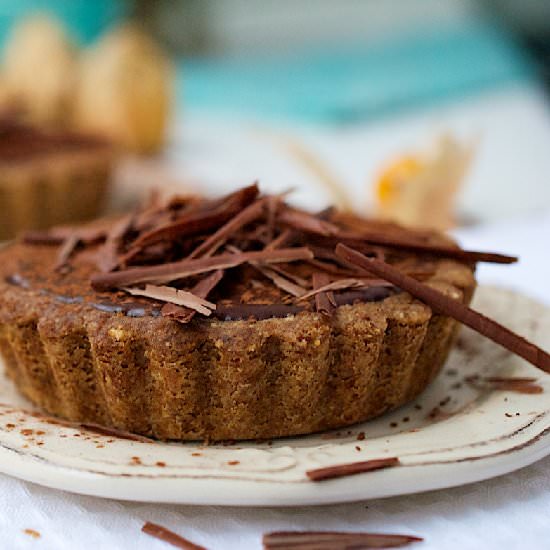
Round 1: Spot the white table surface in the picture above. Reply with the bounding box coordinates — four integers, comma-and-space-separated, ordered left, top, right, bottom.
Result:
3, 86, 550, 549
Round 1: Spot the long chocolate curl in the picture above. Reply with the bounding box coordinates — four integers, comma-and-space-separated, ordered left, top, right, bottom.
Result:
336, 243, 550, 372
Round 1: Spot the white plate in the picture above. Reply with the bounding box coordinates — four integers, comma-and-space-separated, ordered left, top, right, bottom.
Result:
0, 286, 549, 506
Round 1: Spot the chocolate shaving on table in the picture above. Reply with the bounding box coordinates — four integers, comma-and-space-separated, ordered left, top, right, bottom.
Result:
263, 530, 423, 549
142, 522, 207, 550
336, 244, 550, 373
124, 285, 216, 316
91, 247, 314, 290
306, 457, 400, 481
312, 272, 335, 314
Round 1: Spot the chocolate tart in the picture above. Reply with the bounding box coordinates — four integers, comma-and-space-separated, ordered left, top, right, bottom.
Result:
0, 185, 477, 440
0, 117, 113, 240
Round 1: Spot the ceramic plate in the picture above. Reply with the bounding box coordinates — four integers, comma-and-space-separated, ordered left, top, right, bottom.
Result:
0, 286, 549, 506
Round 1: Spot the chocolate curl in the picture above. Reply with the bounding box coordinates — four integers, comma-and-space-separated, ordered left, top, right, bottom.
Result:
132, 184, 260, 248
91, 247, 314, 291
306, 457, 400, 482
335, 230, 517, 265
96, 214, 134, 272
336, 244, 550, 373
141, 522, 206, 550
188, 196, 267, 259
312, 272, 335, 314
54, 234, 80, 271
123, 285, 216, 316
161, 270, 224, 324
263, 530, 422, 549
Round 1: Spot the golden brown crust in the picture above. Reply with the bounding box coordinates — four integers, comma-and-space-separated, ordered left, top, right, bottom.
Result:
0, 240, 475, 440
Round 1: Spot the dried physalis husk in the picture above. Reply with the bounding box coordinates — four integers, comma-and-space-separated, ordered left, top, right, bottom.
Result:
74, 24, 172, 154
2, 15, 77, 127
374, 135, 475, 231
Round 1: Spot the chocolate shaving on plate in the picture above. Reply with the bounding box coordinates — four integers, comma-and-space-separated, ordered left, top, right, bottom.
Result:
306, 457, 400, 482
263, 530, 423, 549
142, 522, 206, 550
335, 244, 550, 373
465, 376, 543, 394
80, 423, 154, 443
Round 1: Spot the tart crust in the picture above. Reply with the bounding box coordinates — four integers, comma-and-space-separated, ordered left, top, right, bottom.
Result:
0, 241, 475, 441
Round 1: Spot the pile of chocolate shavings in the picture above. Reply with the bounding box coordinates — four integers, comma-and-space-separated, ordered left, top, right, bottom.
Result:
22, 183, 517, 324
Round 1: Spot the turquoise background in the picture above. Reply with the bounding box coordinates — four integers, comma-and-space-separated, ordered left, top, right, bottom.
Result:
178, 22, 537, 123
0, 0, 129, 46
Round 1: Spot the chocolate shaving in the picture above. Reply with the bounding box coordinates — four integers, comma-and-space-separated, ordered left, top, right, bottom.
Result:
133, 184, 259, 248
189, 196, 267, 259
298, 278, 383, 301
279, 206, 340, 236
142, 522, 206, 550
306, 457, 400, 481
252, 265, 308, 297
263, 530, 423, 549
265, 228, 293, 250
24, 225, 107, 246
54, 234, 80, 271
336, 244, 550, 373
265, 264, 311, 288
212, 286, 394, 320
80, 423, 154, 443
161, 270, 225, 324
335, 230, 517, 265
312, 272, 335, 314
30, 183, 524, 325
124, 285, 216, 316
91, 247, 313, 290
466, 376, 543, 394
96, 214, 134, 272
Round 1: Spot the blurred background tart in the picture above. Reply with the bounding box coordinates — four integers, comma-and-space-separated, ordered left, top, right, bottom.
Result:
0, 116, 114, 241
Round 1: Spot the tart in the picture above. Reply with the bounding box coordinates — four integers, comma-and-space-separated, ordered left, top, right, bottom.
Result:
0, 117, 113, 240
0, 184, 477, 441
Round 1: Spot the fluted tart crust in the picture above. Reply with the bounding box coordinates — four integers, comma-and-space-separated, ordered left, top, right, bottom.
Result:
0, 187, 476, 440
